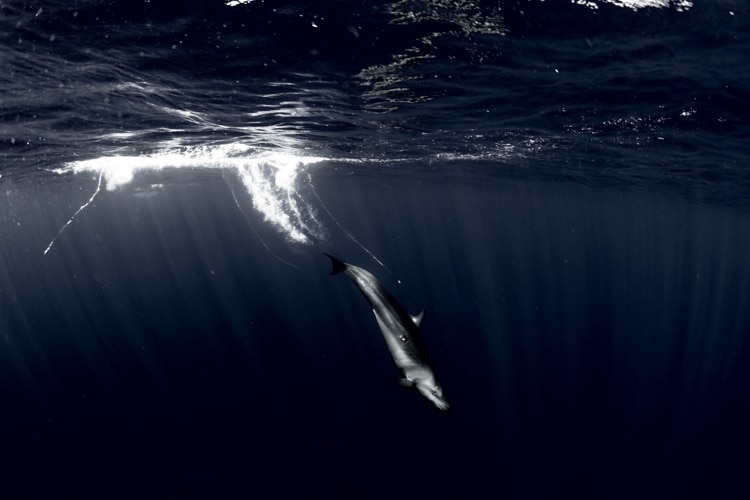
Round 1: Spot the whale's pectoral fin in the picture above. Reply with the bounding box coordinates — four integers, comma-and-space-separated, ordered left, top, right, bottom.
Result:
397, 378, 415, 389
411, 309, 425, 328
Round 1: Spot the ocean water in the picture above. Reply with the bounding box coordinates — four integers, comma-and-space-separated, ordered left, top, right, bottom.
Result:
1, 0, 749, 498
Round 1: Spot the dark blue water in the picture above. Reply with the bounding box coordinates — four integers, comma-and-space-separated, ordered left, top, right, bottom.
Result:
2, 0, 749, 498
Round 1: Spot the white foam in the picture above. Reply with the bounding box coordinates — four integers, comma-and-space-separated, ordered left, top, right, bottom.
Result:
50, 144, 327, 252
575, 0, 692, 10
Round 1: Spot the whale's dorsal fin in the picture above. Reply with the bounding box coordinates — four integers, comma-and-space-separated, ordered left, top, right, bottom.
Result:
411, 309, 425, 327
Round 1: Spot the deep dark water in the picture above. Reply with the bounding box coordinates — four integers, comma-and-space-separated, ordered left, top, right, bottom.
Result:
2, 170, 749, 498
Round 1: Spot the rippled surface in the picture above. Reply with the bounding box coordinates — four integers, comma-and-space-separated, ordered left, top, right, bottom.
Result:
3, 0, 748, 204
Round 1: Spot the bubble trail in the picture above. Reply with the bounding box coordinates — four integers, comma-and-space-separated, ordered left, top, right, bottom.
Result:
309, 175, 401, 284
44, 167, 104, 256
223, 169, 299, 269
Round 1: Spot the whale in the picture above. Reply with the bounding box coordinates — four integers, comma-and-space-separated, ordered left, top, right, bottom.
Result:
324, 253, 450, 411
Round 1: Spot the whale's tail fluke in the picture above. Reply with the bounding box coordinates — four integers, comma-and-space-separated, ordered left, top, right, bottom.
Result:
324, 253, 347, 275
